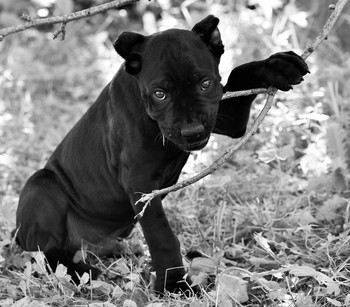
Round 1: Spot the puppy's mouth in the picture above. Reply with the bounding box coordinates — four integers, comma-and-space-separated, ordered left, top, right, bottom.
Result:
183, 136, 209, 152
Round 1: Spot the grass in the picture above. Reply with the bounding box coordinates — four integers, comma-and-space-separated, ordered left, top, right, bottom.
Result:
1, 6, 350, 307
2, 164, 349, 306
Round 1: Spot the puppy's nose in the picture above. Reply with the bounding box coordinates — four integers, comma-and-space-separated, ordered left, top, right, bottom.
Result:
181, 123, 205, 143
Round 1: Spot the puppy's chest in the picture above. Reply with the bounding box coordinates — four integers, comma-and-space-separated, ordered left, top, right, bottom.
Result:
152, 152, 190, 189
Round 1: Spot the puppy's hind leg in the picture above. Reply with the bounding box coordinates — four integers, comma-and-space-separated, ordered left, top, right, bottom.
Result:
44, 249, 101, 282
15, 169, 100, 282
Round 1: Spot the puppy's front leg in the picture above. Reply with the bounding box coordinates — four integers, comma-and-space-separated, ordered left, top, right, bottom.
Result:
133, 196, 189, 293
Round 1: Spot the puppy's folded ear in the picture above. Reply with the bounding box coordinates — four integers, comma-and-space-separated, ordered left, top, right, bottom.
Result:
192, 15, 224, 61
114, 32, 145, 75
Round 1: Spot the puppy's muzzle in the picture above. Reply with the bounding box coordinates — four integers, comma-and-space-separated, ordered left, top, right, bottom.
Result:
181, 123, 209, 151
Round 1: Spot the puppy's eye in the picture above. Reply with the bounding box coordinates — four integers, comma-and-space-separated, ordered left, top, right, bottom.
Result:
154, 90, 166, 100
200, 80, 211, 91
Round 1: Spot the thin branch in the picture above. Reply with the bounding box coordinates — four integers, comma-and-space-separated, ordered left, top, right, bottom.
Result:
53, 22, 67, 41
301, 0, 349, 59
222, 88, 267, 100
136, 0, 349, 214
0, 0, 139, 41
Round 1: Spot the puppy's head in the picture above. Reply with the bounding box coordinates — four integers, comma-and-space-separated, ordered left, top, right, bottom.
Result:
114, 15, 224, 152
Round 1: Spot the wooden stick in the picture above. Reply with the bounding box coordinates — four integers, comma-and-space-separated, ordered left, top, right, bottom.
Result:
0, 0, 139, 41
222, 88, 267, 100
136, 0, 349, 215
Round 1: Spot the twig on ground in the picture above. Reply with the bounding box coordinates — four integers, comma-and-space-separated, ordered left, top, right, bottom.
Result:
0, 0, 139, 41
136, 0, 349, 214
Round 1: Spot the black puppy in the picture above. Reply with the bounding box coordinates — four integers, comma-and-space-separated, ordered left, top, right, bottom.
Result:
16, 15, 308, 293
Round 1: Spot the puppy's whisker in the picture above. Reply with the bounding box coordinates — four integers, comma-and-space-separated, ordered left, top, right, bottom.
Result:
153, 132, 163, 145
